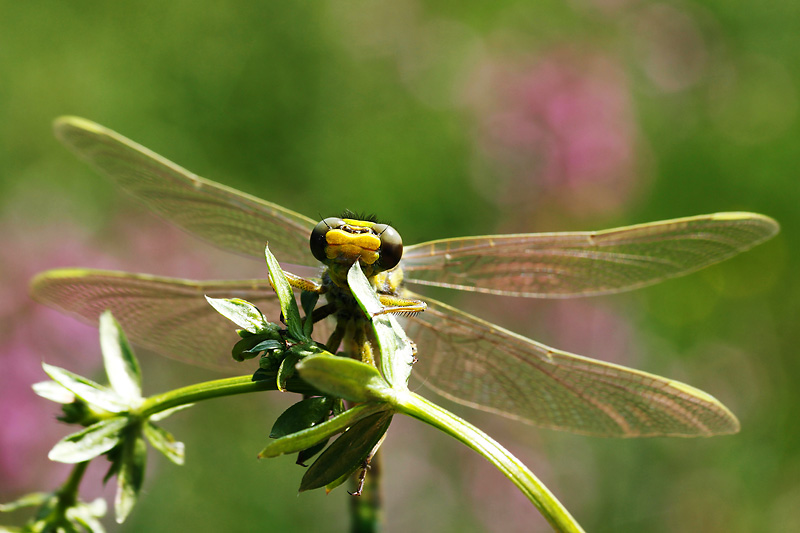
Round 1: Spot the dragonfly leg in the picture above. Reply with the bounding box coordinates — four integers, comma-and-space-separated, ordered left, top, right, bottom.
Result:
354, 327, 375, 367
324, 320, 346, 353
349, 461, 370, 496
375, 294, 427, 316
348, 435, 385, 498
285, 272, 325, 294
312, 302, 337, 323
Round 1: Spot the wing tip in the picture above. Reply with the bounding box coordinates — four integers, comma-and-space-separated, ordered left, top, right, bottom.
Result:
53, 115, 105, 138
711, 211, 781, 237
30, 268, 87, 302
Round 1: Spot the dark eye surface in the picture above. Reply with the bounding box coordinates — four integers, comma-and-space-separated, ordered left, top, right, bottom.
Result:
310, 217, 344, 263
373, 223, 403, 271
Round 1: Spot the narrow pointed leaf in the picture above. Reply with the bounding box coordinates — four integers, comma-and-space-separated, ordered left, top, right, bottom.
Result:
66, 499, 108, 533
324, 470, 353, 493
48, 417, 128, 463
296, 439, 328, 466
373, 316, 416, 389
295, 355, 390, 403
205, 296, 272, 334
277, 350, 303, 392
42, 363, 128, 413
32, 381, 76, 404
99, 311, 142, 402
0, 492, 49, 512
69, 513, 107, 533
143, 422, 185, 465
301, 291, 319, 338
299, 411, 393, 492
270, 397, 332, 438
346, 262, 383, 317
258, 403, 390, 458
233, 338, 283, 362
251, 369, 321, 395
149, 403, 194, 422
347, 263, 415, 388
115, 431, 146, 523
264, 245, 305, 341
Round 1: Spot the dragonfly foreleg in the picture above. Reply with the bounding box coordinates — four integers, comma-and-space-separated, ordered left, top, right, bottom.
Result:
285, 272, 325, 293
311, 302, 337, 323
375, 294, 426, 316
349, 461, 370, 496
349, 435, 385, 497
354, 327, 375, 367
324, 320, 347, 353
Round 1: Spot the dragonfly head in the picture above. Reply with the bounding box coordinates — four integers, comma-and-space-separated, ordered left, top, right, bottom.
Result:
310, 216, 403, 282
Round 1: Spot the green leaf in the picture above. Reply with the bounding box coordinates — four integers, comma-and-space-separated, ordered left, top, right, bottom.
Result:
42, 363, 128, 413
58, 401, 93, 426
258, 403, 390, 459
276, 350, 303, 392
264, 245, 305, 341
249, 339, 283, 353
48, 417, 129, 463
66, 498, 107, 533
374, 316, 415, 389
0, 492, 49, 512
232, 336, 279, 362
205, 296, 273, 334
257, 355, 283, 373
148, 403, 194, 422
346, 262, 383, 317
296, 439, 328, 466
251, 369, 322, 395
270, 397, 332, 438
99, 311, 142, 402
299, 411, 393, 492
295, 354, 389, 403
32, 381, 75, 404
301, 291, 319, 338
143, 422, 185, 465
347, 263, 415, 388
323, 469, 353, 493
115, 431, 146, 523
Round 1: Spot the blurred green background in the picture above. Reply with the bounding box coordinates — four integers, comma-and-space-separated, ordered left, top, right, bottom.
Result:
1, 0, 796, 531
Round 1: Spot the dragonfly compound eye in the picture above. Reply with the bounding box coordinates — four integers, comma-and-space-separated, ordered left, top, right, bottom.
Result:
372, 223, 403, 272
310, 217, 345, 263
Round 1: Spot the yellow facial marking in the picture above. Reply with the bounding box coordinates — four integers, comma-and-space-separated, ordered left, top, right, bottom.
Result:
342, 218, 374, 228
326, 229, 381, 251
325, 244, 379, 265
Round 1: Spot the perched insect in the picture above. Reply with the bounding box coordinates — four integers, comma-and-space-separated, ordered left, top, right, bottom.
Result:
32, 117, 779, 438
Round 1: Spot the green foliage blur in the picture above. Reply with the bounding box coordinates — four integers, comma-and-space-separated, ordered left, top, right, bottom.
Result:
1, 0, 797, 532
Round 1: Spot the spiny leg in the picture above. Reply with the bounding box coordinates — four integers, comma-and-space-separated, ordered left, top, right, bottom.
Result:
285, 272, 325, 294
324, 319, 347, 353
375, 294, 426, 316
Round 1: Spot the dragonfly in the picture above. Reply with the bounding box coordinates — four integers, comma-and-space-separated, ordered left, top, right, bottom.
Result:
31, 117, 780, 438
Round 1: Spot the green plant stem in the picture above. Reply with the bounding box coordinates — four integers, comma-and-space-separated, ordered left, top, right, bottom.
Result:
56, 461, 89, 506
137, 375, 274, 417
394, 391, 585, 533
349, 450, 382, 533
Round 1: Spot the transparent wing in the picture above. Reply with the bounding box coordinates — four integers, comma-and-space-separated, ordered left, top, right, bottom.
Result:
31, 269, 298, 372
54, 117, 318, 265
401, 291, 739, 437
402, 213, 779, 297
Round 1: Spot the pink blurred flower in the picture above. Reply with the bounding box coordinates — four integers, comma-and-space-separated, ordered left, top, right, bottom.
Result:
0, 222, 107, 494
470, 49, 642, 216
0, 212, 232, 497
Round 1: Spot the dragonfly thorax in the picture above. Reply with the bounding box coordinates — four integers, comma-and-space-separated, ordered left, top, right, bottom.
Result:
310, 217, 402, 286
